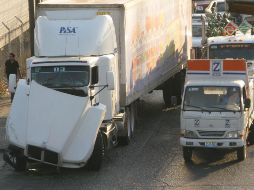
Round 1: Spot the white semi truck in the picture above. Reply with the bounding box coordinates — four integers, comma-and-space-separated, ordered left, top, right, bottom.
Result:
4, 0, 192, 171
180, 59, 254, 162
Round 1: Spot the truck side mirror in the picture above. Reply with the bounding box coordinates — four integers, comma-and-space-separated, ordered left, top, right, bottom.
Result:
245, 98, 251, 109
8, 74, 16, 93
106, 71, 115, 90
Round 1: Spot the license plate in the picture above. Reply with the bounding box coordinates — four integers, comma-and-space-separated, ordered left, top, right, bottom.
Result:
205, 142, 217, 147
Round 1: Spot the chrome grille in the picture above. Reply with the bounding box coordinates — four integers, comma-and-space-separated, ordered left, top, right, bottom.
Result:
198, 130, 225, 137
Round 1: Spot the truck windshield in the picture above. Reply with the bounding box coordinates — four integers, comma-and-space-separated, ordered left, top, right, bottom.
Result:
183, 86, 241, 112
31, 65, 90, 88
217, 2, 225, 12
193, 1, 210, 14
209, 44, 254, 60
193, 24, 202, 37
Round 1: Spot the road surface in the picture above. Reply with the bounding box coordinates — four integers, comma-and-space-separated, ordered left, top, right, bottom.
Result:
1, 91, 254, 189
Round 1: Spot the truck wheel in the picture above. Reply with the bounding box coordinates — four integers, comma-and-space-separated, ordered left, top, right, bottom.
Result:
6, 153, 27, 172
183, 147, 192, 163
237, 145, 247, 161
118, 108, 132, 145
163, 88, 171, 107
130, 103, 136, 138
248, 127, 254, 145
86, 131, 104, 171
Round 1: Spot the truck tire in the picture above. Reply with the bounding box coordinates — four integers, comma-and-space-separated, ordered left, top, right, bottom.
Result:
130, 103, 136, 138
4, 152, 27, 172
118, 107, 133, 145
248, 127, 254, 145
163, 88, 171, 107
86, 131, 104, 171
183, 147, 192, 163
237, 145, 247, 161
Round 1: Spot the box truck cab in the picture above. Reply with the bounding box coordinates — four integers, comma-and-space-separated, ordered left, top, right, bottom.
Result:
207, 35, 254, 60
206, 34, 254, 70
180, 59, 254, 162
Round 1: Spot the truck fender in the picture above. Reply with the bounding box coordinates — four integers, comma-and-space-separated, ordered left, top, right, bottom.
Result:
6, 79, 29, 148
62, 104, 106, 164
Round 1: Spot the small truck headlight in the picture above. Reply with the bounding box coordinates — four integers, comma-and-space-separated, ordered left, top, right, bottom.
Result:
225, 131, 242, 139
181, 130, 198, 138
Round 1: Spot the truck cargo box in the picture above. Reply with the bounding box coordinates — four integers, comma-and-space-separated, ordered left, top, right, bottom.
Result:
38, 0, 192, 106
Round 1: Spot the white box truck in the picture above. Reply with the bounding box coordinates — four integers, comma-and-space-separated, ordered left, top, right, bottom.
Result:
180, 59, 254, 162
4, 0, 192, 171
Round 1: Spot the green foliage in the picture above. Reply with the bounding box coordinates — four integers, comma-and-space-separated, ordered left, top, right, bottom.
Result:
206, 13, 234, 37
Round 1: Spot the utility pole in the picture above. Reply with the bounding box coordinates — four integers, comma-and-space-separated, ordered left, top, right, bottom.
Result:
28, 0, 41, 56
28, 0, 35, 56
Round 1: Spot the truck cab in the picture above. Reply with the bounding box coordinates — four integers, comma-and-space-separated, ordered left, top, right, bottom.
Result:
180, 59, 254, 162
207, 35, 254, 70
4, 14, 122, 171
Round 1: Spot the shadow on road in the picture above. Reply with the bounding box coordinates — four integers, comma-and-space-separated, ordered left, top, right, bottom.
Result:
184, 149, 239, 181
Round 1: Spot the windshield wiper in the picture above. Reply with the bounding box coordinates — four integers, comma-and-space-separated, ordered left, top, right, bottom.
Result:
208, 106, 240, 112
183, 104, 210, 112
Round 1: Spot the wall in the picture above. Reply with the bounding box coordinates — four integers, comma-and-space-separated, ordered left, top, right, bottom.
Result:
0, 0, 31, 95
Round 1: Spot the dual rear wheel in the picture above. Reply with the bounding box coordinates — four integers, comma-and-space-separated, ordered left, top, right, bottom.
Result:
118, 103, 136, 145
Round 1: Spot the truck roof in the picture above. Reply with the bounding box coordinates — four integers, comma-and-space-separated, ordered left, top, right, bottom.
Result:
28, 56, 98, 66
208, 35, 254, 45
39, 0, 132, 8
185, 79, 246, 88
186, 59, 249, 87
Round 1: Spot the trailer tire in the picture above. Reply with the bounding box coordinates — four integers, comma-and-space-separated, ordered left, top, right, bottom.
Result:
86, 131, 104, 171
183, 147, 192, 163
237, 145, 247, 161
130, 103, 136, 138
163, 88, 171, 107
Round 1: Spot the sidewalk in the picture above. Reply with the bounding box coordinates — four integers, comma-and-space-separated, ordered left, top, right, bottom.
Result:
0, 96, 11, 150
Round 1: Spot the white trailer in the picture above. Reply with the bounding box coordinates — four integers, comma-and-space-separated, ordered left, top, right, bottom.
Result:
180, 59, 254, 162
4, 0, 192, 171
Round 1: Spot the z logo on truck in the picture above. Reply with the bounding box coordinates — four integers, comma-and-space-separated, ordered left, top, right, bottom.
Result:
194, 119, 200, 127
225, 120, 231, 128
59, 27, 77, 35
212, 61, 222, 76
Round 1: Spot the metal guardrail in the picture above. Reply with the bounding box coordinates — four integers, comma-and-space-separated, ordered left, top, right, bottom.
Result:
0, 0, 29, 50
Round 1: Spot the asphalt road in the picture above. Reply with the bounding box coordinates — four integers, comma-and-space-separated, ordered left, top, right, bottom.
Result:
1, 91, 254, 190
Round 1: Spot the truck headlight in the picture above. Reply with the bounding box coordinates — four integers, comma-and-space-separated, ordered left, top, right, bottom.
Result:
181, 130, 198, 138
225, 131, 242, 139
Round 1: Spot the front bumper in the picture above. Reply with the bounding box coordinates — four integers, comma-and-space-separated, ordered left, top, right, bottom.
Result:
180, 137, 245, 148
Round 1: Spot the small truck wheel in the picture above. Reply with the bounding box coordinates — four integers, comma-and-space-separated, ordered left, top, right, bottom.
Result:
163, 88, 171, 107
237, 145, 247, 161
183, 147, 192, 162
248, 127, 254, 145
86, 131, 104, 171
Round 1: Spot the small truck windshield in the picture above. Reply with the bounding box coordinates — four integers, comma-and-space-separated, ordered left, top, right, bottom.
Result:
31, 66, 90, 88
192, 24, 202, 37
209, 44, 254, 60
183, 86, 241, 112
